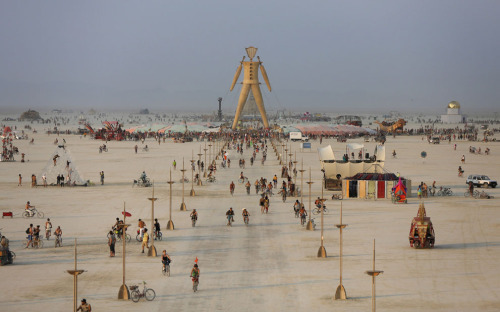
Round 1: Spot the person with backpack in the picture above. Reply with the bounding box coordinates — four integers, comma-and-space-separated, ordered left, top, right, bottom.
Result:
25, 224, 34, 248
108, 230, 116, 257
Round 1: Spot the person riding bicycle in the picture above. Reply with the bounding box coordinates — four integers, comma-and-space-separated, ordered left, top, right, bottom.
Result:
273, 175, 278, 187
54, 226, 63, 247
240, 172, 245, 181
315, 197, 322, 208
154, 218, 161, 239
140, 171, 148, 183
293, 200, 301, 216
191, 263, 200, 287
25, 201, 35, 217
226, 207, 235, 225
138, 219, 146, 240
190, 209, 198, 221
45, 218, 52, 240
299, 206, 307, 224
242, 208, 250, 223
161, 250, 172, 274
113, 217, 124, 235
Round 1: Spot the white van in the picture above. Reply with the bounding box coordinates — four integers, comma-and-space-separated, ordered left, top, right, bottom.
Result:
290, 132, 309, 142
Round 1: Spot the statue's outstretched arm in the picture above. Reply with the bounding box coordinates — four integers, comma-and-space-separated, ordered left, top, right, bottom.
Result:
258, 57, 271, 92
230, 56, 245, 91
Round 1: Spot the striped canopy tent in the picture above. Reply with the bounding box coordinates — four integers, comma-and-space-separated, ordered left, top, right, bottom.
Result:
157, 125, 172, 134
125, 125, 144, 133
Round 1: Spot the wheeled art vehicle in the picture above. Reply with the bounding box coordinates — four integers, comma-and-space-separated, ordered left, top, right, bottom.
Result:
409, 203, 435, 249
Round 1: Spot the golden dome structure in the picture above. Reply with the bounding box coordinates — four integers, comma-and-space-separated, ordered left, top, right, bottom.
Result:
447, 101, 460, 109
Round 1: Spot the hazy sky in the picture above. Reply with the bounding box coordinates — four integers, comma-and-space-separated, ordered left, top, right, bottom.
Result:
1, 1, 499, 114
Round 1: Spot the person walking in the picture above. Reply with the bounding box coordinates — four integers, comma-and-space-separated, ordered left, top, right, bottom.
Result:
18, 174, 22, 186
141, 228, 149, 253
173, 160, 177, 170
100, 171, 104, 185
108, 230, 116, 257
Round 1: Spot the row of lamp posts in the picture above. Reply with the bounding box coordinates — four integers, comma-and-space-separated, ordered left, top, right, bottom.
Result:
70, 137, 382, 311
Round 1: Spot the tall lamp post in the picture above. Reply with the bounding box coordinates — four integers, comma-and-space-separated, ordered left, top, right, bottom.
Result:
365, 239, 383, 312
148, 185, 158, 257
203, 142, 208, 177
293, 152, 298, 196
299, 159, 306, 209
335, 202, 348, 300
306, 167, 315, 231
166, 169, 175, 230
317, 180, 327, 257
66, 238, 85, 312
180, 158, 187, 210
190, 150, 195, 196
117, 203, 130, 300
197, 146, 203, 186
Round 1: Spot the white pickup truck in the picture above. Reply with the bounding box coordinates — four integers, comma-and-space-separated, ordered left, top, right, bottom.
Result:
290, 132, 309, 142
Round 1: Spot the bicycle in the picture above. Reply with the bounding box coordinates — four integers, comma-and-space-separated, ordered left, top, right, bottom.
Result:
300, 213, 307, 226
291, 207, 300, 218
365, 192, 376, 200
136, 229, 147, 242
130, 281, 156, 302
437, 187, 453, 196
191, 276, 199, 292
243, 215, 249, 225
153, 231, 162, 241
226, 215, 234, 226
162, 262, 171, 276
464, 190, 479, 198
191, 216, 197, 227
24, 236, 43, 248
54, 234, 62, 247
108, 229, 131, 243
279, 190, 287, 203
331, 193, 343, 200
45, 228, 52, 240
313, 206, 328, 215
206, 176, 217, 183
23, 207, 44, 218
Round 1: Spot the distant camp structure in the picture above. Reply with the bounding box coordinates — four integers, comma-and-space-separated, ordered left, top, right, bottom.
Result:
374, 118, 406, 133
85, 121, 125, 141
335, 115, 362, 127
19, 109, 42, 121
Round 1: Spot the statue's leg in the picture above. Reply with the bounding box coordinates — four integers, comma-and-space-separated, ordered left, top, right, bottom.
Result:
251, 84, 269, 128
232, 84, 251, 129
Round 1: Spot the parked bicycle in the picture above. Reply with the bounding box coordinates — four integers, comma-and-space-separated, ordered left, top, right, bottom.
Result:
331, 193, 343, 200
437, 187, 453, 196
130, 281, 156, 302
365, 192, 376, 200
23, 207, 44, 218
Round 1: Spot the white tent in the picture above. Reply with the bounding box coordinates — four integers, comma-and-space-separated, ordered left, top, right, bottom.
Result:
40, 146, 87, 185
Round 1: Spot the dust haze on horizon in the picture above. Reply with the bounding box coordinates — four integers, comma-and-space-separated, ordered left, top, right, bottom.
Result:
1, 1, 499, 116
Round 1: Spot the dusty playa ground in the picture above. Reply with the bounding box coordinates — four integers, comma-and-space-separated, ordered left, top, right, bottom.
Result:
1, 122, 500, 311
